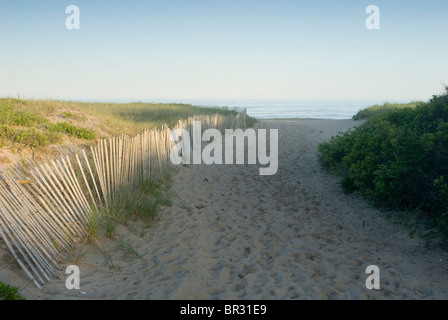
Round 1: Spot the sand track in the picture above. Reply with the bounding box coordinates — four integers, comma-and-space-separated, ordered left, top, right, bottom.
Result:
1, 119, 447, 299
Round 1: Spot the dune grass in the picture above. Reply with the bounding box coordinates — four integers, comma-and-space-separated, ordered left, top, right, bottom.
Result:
83, 170, 174, 243
319, 89, 448, 247
353, 101, 425, 120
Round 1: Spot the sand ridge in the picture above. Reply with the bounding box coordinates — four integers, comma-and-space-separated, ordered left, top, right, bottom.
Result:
1, 119, 447, 299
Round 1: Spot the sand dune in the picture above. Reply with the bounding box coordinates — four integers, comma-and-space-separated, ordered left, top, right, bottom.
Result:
1, 119, 447, 300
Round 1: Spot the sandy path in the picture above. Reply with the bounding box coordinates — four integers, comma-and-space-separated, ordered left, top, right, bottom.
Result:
1, 119, 447, 300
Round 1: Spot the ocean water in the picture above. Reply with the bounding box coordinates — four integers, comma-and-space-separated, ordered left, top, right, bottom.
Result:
144, 99, 404, 120
96, 98, 412, 120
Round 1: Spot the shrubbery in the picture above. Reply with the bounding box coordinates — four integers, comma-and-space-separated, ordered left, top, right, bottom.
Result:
49, 122, 96, 140
318, 89, 448, 238
352, 101, 425, 120
0, 125, 62, 148
0, 102, 47, 127
0, 281, 25, 300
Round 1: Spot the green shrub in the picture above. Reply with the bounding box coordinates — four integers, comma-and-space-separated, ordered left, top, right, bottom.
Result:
0, 281, 25, 300
0, 125, 62, 148
62, 111, 75, 118
10, 111, 47, 127
319, 89, 448, 239
50, 122, 96, 140
0, 102, 47, 127
0, 103, 14, 123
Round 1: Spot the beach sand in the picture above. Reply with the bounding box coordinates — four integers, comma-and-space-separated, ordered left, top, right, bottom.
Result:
1, 119, 447, 300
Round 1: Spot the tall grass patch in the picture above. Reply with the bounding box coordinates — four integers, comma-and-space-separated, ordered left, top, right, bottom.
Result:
94, 174, 173, 240
353, 101, 425, 120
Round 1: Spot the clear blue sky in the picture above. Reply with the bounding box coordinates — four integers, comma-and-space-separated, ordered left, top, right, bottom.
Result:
0, 0, 447, 101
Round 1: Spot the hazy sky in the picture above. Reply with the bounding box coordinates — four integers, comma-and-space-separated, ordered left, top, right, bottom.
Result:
0, 0, 447, 101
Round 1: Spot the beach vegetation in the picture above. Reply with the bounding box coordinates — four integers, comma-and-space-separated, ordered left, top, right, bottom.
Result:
83, 209, 102, 244
319, 88, 448, 245
48, 122, 96, 140
353, 101, 425, 120
0, 281, 26, 300
118, 237, 142, 260
92, 173, 173, 241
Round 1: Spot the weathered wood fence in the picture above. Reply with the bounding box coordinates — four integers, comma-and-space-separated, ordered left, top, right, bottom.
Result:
0, 109, 247, 289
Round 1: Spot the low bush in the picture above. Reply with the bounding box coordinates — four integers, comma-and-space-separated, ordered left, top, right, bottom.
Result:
318, 89, 448, 240
0, 126, 62, 148
49, 122, 96, 140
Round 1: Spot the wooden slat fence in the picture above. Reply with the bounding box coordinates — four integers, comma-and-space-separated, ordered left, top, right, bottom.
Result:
0, 109, 247, 288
